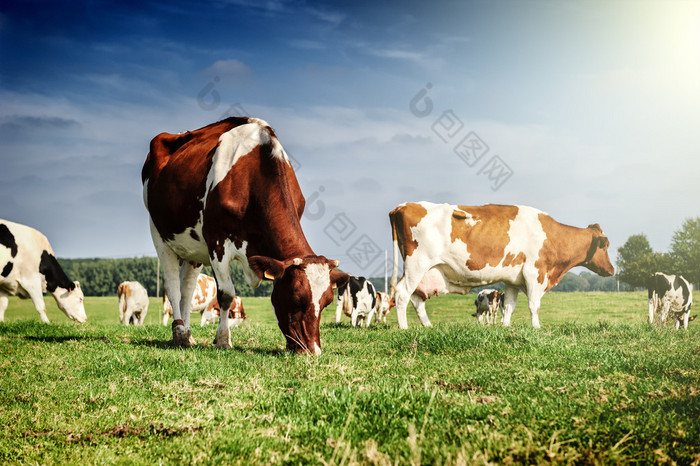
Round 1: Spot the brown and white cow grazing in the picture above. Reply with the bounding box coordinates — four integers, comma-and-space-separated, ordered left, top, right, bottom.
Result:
389, 202, 614, 329
117, 281, 149, 325
162, 273, 246, 328
0, 219, 87, 323
142, 117, 348, 353
375, 291, 395, 324
202, 295, 247, 328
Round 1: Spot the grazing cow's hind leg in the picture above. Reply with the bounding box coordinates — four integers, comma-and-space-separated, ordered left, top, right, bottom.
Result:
150, 222, 188, 346
178, 262, 202, 345
501, 286, 519, 326
0, 292, 8, 321
410, 293, 432, 327
211, 258, 236, 349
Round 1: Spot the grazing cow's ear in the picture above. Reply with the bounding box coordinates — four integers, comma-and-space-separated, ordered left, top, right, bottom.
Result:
588, 223, 602, 232
690, 315, 697, 322
330, 269, 350, 289
248, 256, 286, 281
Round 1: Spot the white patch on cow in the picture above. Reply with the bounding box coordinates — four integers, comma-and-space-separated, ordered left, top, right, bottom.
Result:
142, 179, 149, 209
304, 263, 330, 317
204, 119, 290, 199
164, 225, 210, 265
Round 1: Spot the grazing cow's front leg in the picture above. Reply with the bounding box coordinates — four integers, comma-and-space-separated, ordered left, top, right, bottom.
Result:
525, 282, 545, 328
501, 286, 519, 326
23, 278, 50, 323
335, 295, 344, 324
210, 258, 236, 349
179, 263, 202, 330
0, 292, 8, 321
648, 297, 656, 324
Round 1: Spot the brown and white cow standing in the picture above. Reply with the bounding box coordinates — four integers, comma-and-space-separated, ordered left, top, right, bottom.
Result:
117, 281, 148, 325
389, 202, 614, 329
0, 219, 87, 323
142, 117, 348, 353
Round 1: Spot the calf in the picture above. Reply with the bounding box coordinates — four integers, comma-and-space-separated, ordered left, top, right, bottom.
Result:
0, 220, 87, 323
335, 276, 378, 327
648, 273, 695, 329
117, 281, 149, 325
473, 289, 503, 325
375, 291, 395, 324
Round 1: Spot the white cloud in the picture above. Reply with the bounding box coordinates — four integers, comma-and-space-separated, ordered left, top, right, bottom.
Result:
203, 59, 252, 81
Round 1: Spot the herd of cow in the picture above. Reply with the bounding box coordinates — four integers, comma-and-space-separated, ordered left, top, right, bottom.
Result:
0, 117, 694, 353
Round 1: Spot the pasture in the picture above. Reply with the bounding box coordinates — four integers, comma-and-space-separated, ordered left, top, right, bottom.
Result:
1, 291, 699, 464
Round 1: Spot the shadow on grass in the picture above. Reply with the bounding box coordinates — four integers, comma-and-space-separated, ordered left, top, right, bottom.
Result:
130, 338, 286, 356
18, 335, 111, 344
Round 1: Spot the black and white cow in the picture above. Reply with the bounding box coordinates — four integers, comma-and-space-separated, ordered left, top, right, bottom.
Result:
0, 220, 87, 323
647, 273, 695, 329
473, 289, 504, 325
335, 276, 378, 327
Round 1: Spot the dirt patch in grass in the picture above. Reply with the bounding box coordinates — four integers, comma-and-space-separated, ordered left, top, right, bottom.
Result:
22, 423, 202, 444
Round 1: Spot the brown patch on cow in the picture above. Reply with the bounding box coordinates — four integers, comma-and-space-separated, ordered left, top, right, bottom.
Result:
450, 205, 519, 270
502, 251, 526, 267
389, 203, 428, 259
193, 276, 210, 306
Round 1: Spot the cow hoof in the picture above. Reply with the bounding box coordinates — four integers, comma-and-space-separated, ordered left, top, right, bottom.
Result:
172, 320, 192, 347
213, 333, 232, 349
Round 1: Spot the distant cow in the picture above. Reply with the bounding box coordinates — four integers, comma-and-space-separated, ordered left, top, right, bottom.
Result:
473, 289, 503, 325
389, 202, 614, 329
201, 295, 247, 328
375, 291, 395, 324
648, 273, 695, 329
335, 276, 378, 327
117, 281, 148, 325
0, 220, 87, 323
143, 117, 348, 353
162, 274, 246, 328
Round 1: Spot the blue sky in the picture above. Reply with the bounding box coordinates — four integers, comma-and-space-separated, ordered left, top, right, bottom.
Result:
1, 0, 699, 278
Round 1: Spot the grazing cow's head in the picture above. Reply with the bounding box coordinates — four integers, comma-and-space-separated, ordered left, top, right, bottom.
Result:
582, 224, 615, 277
249, 255, 349, 355
54, 281, 87, 323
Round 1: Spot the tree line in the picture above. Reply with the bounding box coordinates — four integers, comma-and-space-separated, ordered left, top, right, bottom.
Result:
57, 257, 273, 297
617, 217, 700, 289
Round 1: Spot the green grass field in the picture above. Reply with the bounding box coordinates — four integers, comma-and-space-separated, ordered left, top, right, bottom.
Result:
1, 291, 698, 464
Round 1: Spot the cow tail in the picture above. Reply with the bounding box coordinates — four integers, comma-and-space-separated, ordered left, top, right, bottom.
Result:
390, 215, 399, 298
118, 286, 126, 323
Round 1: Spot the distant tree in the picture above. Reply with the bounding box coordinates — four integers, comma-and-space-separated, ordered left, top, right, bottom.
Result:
552, 272, 590, 292
669, 217, 700, 286
617, 234, 658, 289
